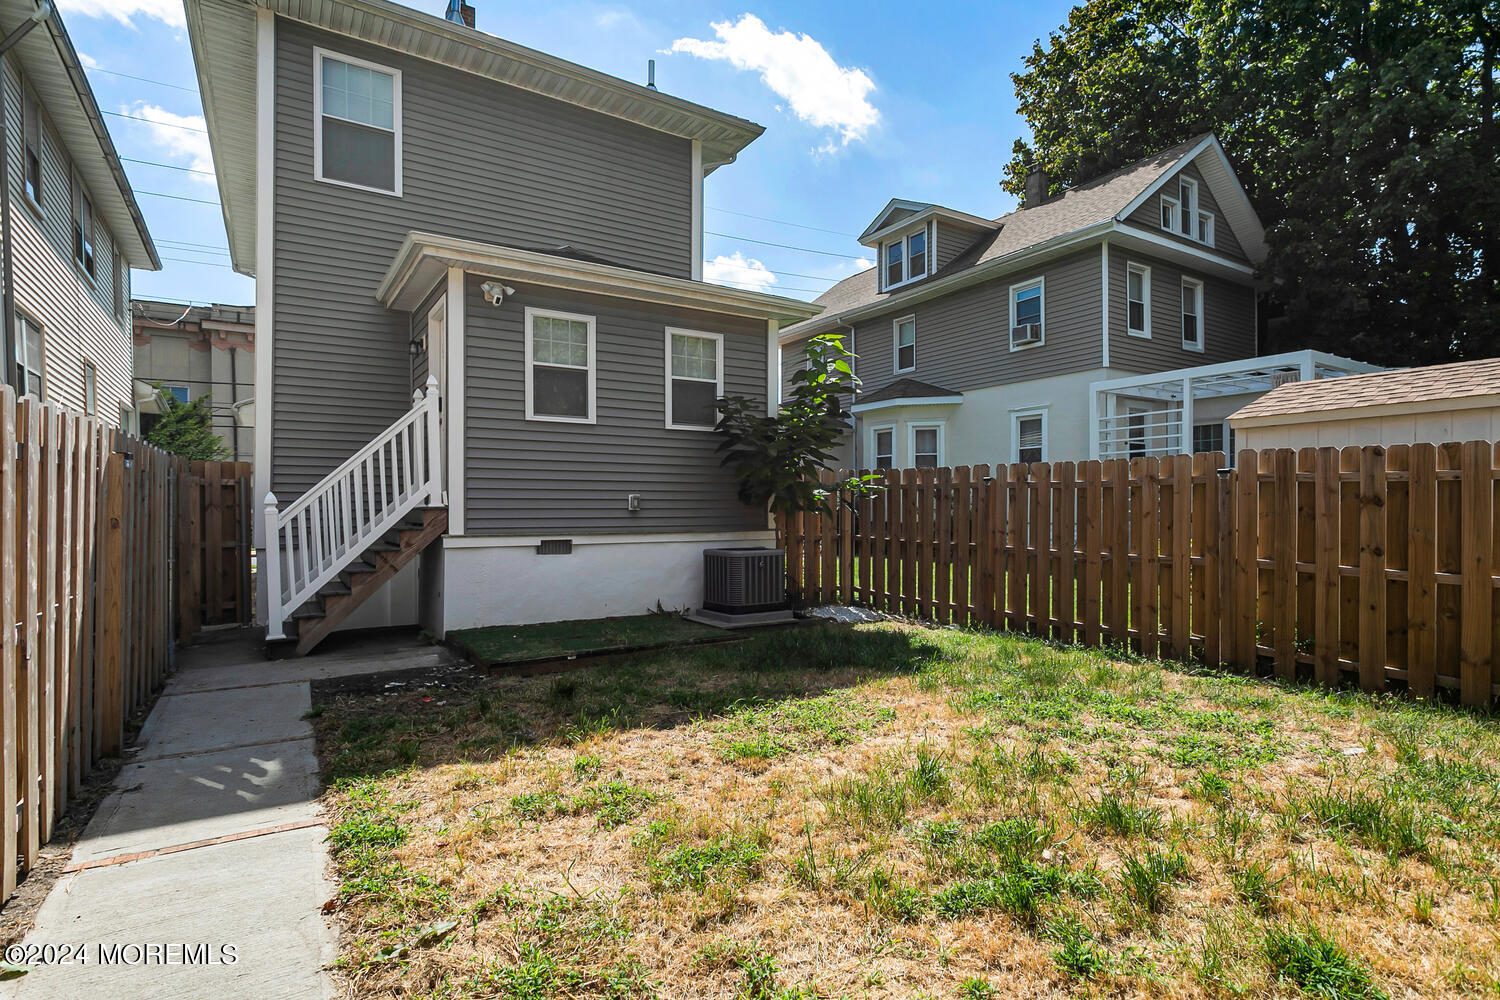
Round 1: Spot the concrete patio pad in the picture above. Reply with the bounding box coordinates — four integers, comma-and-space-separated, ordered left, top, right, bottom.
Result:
133, 684, 313, 761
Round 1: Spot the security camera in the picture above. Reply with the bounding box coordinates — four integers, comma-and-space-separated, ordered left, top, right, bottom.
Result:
480, 281, 515, 306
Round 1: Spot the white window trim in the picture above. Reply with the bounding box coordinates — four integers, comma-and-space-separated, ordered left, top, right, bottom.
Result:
1181, 277, 1205, 353
892, 314, 916, 374
312, 46, 404, 197
524, 306, 596, 424
21, 82, 43, 215
1177, 177, 1198, 238
1159, 194, 1179, 233
663, 327, 724, 431
1012, 408, 1048, 464
71, 174, 96, 285
1126, 262, 1151, 339
869, 423, 896, 469
162, 384, 191, 404
908, 420, 945, 467
1196, 210, 1216, 246
882, 221, 933, 292
1008, 276, 1045, 352
83, 360, 97, 417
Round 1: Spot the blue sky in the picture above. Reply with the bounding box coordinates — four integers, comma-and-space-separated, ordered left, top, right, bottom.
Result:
62, 0, 1077, 307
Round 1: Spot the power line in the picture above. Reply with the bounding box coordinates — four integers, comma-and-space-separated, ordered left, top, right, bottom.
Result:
706, 206, 856, 239
121, 157, 215, 176
159, 255, 236, 269
705, 230, 871, 261
103, 110, 207, 133
84, 65, 199, 94
137, 190, 221, 206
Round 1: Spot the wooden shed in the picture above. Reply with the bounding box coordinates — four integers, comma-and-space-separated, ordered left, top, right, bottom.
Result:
1229, 357, 1500, 450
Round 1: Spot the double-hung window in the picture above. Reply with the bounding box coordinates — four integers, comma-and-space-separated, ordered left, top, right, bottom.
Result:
525, 308, 594, 422
665, 329, 723, 430
1161, 175, 1215, 246
71, 176, 94, 278
1181, 277, 1204, 351
1126, 263, 1150, 337
1192, 422, 1225, 455
315, 49, 402, 195
911, 424, 942, 468
894, 315, 916, 372
1015, 411, 1045, 465
15, 314, 43, 398
871, 426, 894, 470
882, 224, 931, 290
22, 86, 41, 209
1010, 278, 1044, 349
114, 248, 128, 322
1177, 178, 1196, 237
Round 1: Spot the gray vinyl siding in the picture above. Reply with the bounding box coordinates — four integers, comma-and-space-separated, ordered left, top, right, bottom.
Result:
1107, 248, 1256, 372
464, 276, 767, 535
780, 338, 809, 403
934, 222, 979, 269
409, 281, 443, 394
849, 249, 1102, 396
270, 19, 694, 497
1122, 160, 1248, 263
3, 54, 132, 420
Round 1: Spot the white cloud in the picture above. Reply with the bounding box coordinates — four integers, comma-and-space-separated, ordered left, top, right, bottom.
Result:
703, 252, 778, 293
56, 0, 185, 29
77, 52, 100, 70
670, 14, 879, 148
128, 103, 215, 184
848, 256, 875, 272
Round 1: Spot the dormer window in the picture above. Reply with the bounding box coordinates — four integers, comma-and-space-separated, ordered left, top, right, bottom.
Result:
1160, 175, 1216, 247
881, 223, 932, 291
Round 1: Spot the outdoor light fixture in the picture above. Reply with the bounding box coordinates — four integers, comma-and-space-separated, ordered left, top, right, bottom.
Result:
480, 281, 515, 306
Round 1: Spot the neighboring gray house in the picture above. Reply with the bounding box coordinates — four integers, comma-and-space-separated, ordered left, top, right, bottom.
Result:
780, 136, 1375, 469
1, 0, 160, 425
185, 0, 818, 648
132, 298, 254, 461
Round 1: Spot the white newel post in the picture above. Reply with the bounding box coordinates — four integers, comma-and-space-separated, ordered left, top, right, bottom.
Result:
263, 492, 285, 640
425, 374, 443, 507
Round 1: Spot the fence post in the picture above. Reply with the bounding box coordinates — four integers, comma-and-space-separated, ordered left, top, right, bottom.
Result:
97, 448, 124, 757
263, 493, 285, 640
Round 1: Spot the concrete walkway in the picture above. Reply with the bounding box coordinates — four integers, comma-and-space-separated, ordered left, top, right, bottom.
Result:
5, 630, 458, 999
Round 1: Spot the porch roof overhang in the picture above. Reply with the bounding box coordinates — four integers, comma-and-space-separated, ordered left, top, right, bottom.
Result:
1089, 349, 1383, 402
377, 232, 825, 324
850, 377, 963, 414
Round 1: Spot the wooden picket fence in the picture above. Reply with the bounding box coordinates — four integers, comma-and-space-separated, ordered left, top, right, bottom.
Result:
778, 442, 1500, 707
0, 387, 254, 905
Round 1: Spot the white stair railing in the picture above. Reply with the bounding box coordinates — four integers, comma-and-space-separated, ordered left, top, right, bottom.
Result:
263, 375, 443, 640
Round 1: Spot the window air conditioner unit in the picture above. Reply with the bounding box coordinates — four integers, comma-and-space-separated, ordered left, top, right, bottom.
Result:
1012, 323, 1042, 346
688, 548, 795, 628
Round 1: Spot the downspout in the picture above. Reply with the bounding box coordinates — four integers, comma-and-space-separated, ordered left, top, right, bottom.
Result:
228, 344, 240, 461
0, 2, 53, 391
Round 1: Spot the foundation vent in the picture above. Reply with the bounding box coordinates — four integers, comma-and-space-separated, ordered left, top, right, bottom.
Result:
536, 539, 573, 555
702, 548, 786, 613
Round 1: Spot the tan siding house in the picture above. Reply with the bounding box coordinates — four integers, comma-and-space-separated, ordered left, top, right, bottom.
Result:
0, 1, 159, 423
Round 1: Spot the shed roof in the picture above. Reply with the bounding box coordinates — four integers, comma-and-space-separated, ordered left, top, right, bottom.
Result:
1230, 357, 1500, 421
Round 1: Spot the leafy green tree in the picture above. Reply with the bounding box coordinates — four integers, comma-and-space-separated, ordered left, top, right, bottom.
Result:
715, 333, 875, 516
145, 389, 232, 461
1005, 0, 1500, 365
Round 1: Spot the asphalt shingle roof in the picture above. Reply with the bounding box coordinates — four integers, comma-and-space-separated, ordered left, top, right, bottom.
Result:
856, 377, 962, 405
784, 135, 1211, 339
1232, 357, 1500, 420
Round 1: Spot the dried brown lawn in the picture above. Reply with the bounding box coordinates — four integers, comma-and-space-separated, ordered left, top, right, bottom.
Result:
314, 623, 1500, 999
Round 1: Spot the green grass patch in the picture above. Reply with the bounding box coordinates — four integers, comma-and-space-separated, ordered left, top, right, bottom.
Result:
449, 613, 724, 665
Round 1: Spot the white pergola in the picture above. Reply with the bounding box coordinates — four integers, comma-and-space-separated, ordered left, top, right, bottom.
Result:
1088, 350, 1382, 460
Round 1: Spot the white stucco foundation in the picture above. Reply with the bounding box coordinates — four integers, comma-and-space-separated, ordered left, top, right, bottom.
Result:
437, 530, 777, 631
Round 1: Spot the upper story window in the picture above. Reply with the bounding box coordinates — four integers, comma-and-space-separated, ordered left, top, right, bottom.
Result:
665, 329, 723, 430
114, 249, 128, 322
162, 385, 191, 404
15, 314, 43, 399
22, 86, 42, 210
71, 176, 94, 278
894, 315, 916, 372
1126, 263, 1151, 337
525, 307, 594, 423
1161, 175, 1215, 247
1181, 277, 1204, 351
881, 223, 931, 291
872, 426, 894, 469
1009, 277, 1044, 350
315, 49, 402, 196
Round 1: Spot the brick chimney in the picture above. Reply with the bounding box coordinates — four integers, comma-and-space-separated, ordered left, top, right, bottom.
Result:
1023, 167, 1050, 209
